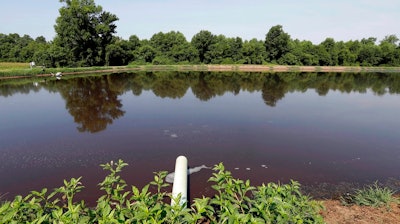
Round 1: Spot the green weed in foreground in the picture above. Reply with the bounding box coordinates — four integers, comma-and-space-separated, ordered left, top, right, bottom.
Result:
0, 160, 324, 223
340, 181, 398, 207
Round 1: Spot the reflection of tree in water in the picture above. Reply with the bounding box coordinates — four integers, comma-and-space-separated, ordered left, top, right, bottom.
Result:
191, 72, 243, 101
58, 75, 125, 133
315, 82, 330, 96
262, 75, 288, 107
151, 73, 189, 99
191, 73, 217, 101
0, 81, 41, 97
2, 72, 400, 111
130, 75, 145, 96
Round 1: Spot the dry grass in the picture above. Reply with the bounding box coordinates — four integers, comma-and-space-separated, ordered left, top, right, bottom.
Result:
0, 62, 30, 70
321, 198, 400, 224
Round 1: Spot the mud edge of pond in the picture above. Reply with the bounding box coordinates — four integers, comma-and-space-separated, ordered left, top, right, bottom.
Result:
2, 65, 400, 80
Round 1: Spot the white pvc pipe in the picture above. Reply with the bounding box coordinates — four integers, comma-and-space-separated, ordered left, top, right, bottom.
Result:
171, 155, 188, 206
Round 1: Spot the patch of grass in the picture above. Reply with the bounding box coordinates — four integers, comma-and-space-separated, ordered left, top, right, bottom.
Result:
0, 62, 30, 70
288, 66, 301, 72
0, 66, 117, 78
340, 182, 398, 207
315, 66, 322, 72
346, 66, 361, 73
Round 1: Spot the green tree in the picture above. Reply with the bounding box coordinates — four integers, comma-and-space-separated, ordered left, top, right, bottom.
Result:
278, 52, 301, 65
315, 45, 331, 66
149, 31, 197, 63
169, 42, 199, 63
150, 31, 186, 54
35, 36, 47, 44
319, 38, 339, 66
358, 37, 382, 66
0, 33, 36, 62
264, 25, 291, 62
242, 39, 266, 64
105, 42, 126, 66
0, 33, 11, 60
221, 36, 244, 63
53, 0, 118, 66
336, 41, 357, 66
344, 40, 362, 66
379, 35, 400, 66
128, 35, 141, 49
296, 40, 319, 66
134, 44, 157, 63
204, 35, 229, 64
381, 34, 399, 45
361, 37, 377, 45
105, 37, 138, 66
203, 35, 244, 64
191, 30, 216, 63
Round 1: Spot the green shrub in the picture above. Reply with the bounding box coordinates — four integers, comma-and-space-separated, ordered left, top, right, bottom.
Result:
0, 160, 324, 223
152, 56, 174, 65
340, 182, 398, 208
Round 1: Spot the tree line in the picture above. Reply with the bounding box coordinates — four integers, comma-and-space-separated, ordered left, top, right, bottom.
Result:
1, 0, 399, 67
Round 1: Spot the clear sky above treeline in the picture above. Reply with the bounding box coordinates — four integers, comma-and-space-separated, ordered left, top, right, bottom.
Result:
1, 0, 399, 44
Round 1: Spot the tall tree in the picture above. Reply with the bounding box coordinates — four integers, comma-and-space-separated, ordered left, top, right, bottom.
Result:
380, 34, 399, 46
379, 35, 400, 66
337, 41, 357, 66
191, 30, 216, 63
53, 0, 118, 66
358, 37, 382, 66
319, 38, 339, 66
204, 35, 230, 64
264, 25, 291, 62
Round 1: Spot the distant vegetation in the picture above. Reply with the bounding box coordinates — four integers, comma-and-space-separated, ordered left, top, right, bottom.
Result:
0, 0, 399, 68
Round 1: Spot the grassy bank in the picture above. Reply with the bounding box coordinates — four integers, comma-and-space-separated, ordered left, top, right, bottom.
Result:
0, 62, 117, 79
1, 160, 398, 223
2, 62, 400, 79
0, 160, 325, 223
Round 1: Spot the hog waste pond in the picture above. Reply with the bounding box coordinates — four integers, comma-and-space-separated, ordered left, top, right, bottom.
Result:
1, 71, 400, 204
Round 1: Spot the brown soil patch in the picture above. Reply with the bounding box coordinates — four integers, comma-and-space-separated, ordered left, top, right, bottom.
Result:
321, 199, 400, 224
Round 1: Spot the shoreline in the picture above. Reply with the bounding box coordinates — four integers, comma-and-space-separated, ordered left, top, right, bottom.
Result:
1, 65, 400, 80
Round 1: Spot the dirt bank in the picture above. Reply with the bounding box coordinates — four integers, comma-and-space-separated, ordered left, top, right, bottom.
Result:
321, 199, 400, 224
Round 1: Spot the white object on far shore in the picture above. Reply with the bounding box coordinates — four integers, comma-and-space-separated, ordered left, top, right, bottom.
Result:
51, 72, 62, 77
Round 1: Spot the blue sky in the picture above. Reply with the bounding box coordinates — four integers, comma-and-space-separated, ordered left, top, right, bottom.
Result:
1, 0, 399, 44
